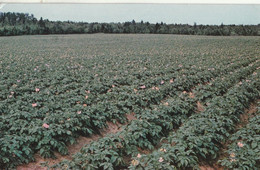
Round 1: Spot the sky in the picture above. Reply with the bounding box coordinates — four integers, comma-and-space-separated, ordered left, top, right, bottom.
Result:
0, 4, 259, 25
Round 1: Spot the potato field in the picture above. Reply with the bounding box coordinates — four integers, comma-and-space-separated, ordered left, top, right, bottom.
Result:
0, 34, 259, 169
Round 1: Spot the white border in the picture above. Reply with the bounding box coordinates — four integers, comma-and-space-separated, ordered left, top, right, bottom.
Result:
0, 0, 259, 4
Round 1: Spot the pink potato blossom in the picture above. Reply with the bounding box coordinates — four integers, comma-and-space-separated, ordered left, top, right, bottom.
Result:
32, 103, 37, 107
137, 153, 141, 158
140, 85, 146, 89
159, 157, 164, 162
77, 111, 82, 114
160, 80, 165, 85
35, 88, 40, 92
42, 123, 49, 128
237, 142, 244, 148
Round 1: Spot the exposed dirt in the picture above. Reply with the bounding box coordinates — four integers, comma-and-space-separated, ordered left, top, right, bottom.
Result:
237, 100, 259, 128
126, 112, 137, 122
188, 91, 204, 113
199, 165, 223, 170
199, 166, 216, 170
17, 114, 136, 170
197, 101, 205, 113
137, 147, 152, 155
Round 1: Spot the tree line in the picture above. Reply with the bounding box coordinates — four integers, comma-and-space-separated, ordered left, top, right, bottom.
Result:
0, 12, 259, 36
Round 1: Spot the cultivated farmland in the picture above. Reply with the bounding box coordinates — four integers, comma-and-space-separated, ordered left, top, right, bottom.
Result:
0, 34, 259, 169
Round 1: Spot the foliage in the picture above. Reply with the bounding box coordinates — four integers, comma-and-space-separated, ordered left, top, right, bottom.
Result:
0, 34, 259, 169
0, 12, 260, 36
219, 104, 260, 170
133, 73, 259, 169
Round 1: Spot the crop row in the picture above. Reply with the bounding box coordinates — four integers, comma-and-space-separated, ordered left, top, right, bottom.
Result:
127, 58, 259, 169
131, 71, 259, 169
50, 58, 259, 169
1, 48, 254, 169
219, 102, 259, 170
0, 60, 217, 169
193, 59, 260, 102
1, 35, 260, 169
0, 66, 224, 168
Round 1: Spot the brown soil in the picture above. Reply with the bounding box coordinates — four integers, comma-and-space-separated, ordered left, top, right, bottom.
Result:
17, 114, 137, 170
188, 91, 204, 113
137, 147, 152, 155
237, 100, 259, 128
199, 165, 223, 170
199, 166, 216, 170
197, 101, 205, 113
125, 112, 137, 122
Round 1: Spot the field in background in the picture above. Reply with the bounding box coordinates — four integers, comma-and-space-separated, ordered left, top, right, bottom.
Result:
0, 34, 259, 169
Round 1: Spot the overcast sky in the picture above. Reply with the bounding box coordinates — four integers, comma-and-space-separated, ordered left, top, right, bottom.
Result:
0, 4, 259, 25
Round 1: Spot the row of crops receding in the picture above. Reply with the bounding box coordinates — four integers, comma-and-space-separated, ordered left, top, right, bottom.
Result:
0, 34, 259, 169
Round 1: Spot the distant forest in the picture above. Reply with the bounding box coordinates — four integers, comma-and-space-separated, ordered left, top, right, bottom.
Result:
0, 12, 260, 36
